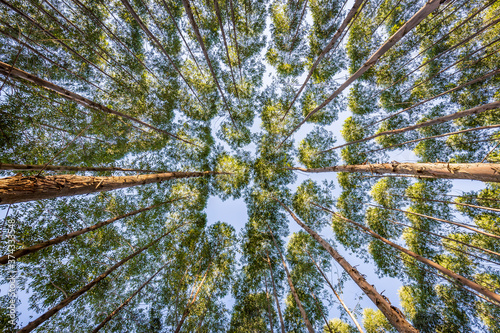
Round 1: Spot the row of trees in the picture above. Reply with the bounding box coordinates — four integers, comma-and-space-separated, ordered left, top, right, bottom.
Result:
1, 0, 499, 332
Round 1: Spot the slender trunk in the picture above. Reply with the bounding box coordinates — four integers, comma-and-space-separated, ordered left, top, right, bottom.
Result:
310, 290, 334, 333
92, 262, 170, 332
181, 0, 237, 127
268, 226, 315, 333
266, 252, 286, 333
289, 162, 500, 183
174, 261, 212, 333
274, 198, 418, 333
305, 249, 364, 333
228, 0, 243, 79
283, 0, 364, 119
0, 198, 183, 264
0, 61, 195, 145
322, 101, 500, 152
0, 171, 221, 204
264, 275, 275, 333
396, 194, 500, 214
317, 203, 500, 304
370, 204, 500, 240
18, 224, 184, 333
280, 0, 444, 145
370, 68, 500, 127
0, 163, 163, 173
288, 0, 308, 54
213, 0, 240, 100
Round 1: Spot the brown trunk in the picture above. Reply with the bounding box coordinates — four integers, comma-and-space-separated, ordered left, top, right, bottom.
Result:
0, 198, 183, 264
290, 162, 500, 183
317, 204, 500, 304
18, 224, 184, 333
283, 0, 364, 119
228, 0, 243, 79
268, 226, 315, 333
0, 61, 195, 145
181, 0, 236, 127
274, 199, 418, 333
0, 171, 220, 204
280, 0, 443, 145
322, 101, 500, 152
370, 204, 500, 241
92, 262, 170, 332
397, 194, 500, 214
0, 163, 162, 173
264, 275, 275, 333
266, 252, 286, 333
305, 249, 364, 333
288, 0, 309, 54
310, 290, 334, 333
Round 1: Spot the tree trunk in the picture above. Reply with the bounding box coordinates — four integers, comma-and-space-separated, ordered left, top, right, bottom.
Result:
288, 0, 308, 54
280, 0, 444, 145
370, 204, 500, 240
290, 162, 500, 183
322, 101, 500, 152
283, 0, 364, 118
310, 290, 334, 333
264, 275, 275, 333
0, 163, 163, 173
92, 262, 170, 332
0, 171, 221, 204
393, 193, 500, 213
317, 203, 500, 304
266, 252, 286, 333
18, 224, 184, 333
305, 249, 364, 333
274, 198, 418, 333
0, 198, 183, 264
268, 226, 315, 333
0, 61, 194, 145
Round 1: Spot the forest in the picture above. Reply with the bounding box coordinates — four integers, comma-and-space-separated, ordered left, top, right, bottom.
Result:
0, 0, 499, 332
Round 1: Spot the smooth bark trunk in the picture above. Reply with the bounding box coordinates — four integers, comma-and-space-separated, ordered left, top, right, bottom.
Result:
268, 226, 315, 333
0, 163, 162, 173
322, 101, 500, 152
280, 0, 444, 146
264, 276, 275, 333
310, 290, 334, 333
275, 199, 418, 333
396, 194, 500, 214
289, 163, 500, 183
266, 252, 286, 333
318, 204, 500, 304
0, 171, 220, 204
18, 224, 184, 333
92, 262, 170, 332
0, 198, 182, 264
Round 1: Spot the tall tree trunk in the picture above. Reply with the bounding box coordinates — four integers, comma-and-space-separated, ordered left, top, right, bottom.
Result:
305, 249, 364, 333
289, 163, 500, 183
322, 101, 500, 152
400, 194, 500, 213
310, 290, 334, 333
18, 224, 184, 333
0, 198, 183, 264
280, 0, 444, 145
316, 203, 500, 304
274, 198, 418, 333
370, 204, 500, 240
0, 163, 163, 173
0, 61, 194, 145
266, 252, 286, 333
0, 171, 221, 204
268, 226, 315, 333
174, 261, 212, 333
264, 275, 275, 333
92, 261, 170, 332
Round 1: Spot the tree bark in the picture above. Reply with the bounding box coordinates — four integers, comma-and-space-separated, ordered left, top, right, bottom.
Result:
289, 162, 500, 183
305, 249, 364, 333
18, 224, 185, 333
0, 61, 195, 145
275, 198, 418, 333
266, 252, 286, 333
0, 198, 183, 264
316, 203, 500, 305
0, 163, 162, 173
268, 226, 315, 333
92, 262, 170, 332
0, 171, 221, 204
280, 0, 444, 146
322, 101, 500, 152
